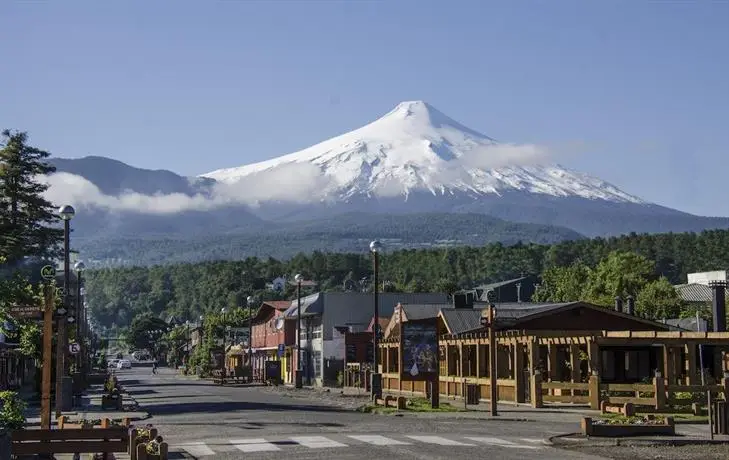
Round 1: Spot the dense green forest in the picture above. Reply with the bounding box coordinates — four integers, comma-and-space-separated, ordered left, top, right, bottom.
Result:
75, 212, 583, 266
85, 228, 729, 329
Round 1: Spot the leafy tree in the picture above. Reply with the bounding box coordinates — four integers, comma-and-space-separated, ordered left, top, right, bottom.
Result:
533, 262, 591, 302
126, 313, 170, 358
582, 251, 654, 306
0, 130, 63, 263
636, 277, 684, 320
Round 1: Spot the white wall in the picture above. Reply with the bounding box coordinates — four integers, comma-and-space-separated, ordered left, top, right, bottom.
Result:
323, 328, 345, 360
688, 271, 727, 285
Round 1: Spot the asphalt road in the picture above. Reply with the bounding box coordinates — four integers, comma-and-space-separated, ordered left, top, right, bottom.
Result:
117, 367, 606, 460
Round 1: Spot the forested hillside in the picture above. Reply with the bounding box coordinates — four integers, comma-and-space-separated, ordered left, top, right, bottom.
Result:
85, 229, 729, 330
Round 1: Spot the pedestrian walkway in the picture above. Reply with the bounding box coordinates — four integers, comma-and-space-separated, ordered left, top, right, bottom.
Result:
175, 433, 546, 456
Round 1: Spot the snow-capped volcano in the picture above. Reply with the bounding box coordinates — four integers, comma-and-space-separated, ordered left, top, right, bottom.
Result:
202, 100, 644, 204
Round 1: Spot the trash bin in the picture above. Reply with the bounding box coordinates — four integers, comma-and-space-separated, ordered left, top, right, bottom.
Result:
466, 384, 480, 405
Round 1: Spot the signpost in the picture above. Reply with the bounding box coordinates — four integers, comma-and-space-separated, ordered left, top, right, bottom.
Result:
40, 285, 55, 430
8, 304, 42, 320
40, 265, 56, 280
69, 342, 81, 355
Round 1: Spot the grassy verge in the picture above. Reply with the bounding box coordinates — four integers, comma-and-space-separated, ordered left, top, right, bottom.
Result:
356, 397, 463, 415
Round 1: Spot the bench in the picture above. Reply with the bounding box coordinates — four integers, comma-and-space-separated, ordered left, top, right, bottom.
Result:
11, 427, 129, 458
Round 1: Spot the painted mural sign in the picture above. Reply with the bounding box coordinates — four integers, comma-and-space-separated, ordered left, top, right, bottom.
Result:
402, 321, 438, 379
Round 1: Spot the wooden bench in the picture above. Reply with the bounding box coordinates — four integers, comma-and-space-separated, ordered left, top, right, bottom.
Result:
11, 427, 129, 458
212, 370, 250, 385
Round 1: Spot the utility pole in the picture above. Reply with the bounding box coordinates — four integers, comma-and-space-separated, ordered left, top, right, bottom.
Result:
40, 286, 54, 429
481, 304, 498, 416
56, 205, 74, 418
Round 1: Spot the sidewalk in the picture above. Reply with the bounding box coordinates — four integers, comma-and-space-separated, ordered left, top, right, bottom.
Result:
24, 384, 149, 428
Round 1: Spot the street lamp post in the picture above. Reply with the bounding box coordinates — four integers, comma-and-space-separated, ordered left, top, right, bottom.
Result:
294, 274, 303, 389
74, 261, 86, 379
220, 308, 227, 384
56, 204, 75, 417
185, 320, 190, 366
369, 240, 383, 400
246, 295, 255, 372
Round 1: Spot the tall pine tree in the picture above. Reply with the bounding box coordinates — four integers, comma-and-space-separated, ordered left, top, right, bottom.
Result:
0, 130, 63, 263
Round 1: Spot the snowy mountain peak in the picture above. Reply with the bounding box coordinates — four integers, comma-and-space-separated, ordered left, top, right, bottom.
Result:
201, 102, 644, 205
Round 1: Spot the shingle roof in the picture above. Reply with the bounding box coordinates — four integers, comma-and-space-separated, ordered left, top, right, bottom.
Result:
440, 309, 483, 335
263, 300, 292, 311
674, 283, 729, 303
401, 304, 459, 320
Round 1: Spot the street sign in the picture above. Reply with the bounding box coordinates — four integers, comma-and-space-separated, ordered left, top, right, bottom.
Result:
40, 265, 56, 280
67, 316, 76, 324
56, 307, 67, 317
277, 344, 285, 357
8, 304, 42, 320
68, 343, 81, 354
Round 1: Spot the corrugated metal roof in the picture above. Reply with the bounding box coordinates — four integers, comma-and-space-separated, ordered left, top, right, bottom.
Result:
477, 276, 532, 292
674, 283, 729, 303
263, 300, 291, 311
663, 317, 709, 332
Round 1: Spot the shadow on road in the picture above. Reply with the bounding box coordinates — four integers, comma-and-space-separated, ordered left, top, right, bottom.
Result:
145, 400, 352, 416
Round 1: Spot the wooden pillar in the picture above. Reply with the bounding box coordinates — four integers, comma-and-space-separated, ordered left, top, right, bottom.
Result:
663, 345, 674, 385
588, 341, 600, 376
476, 342, 481, 378
548, 344, 558, 382
685, 344, 698, 384
570, 344, 581, 397
514, 343, 525, 403
445, 344, 450, 377
458, 342, 464, 377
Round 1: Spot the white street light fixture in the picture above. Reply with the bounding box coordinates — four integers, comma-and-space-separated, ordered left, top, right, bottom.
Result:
369, 240, 383, 253
74, 261, 85, 272
58, 205, 75, 221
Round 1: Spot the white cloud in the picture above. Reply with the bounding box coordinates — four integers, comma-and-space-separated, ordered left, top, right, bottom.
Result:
41, 142, 555, 213
40, 162, 336, 214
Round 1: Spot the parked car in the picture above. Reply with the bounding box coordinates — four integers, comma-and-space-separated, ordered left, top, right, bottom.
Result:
108, 359, 120, 368
117, 359, 132, 369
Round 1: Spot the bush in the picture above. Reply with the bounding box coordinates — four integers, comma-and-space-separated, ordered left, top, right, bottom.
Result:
0, 390, 27, 430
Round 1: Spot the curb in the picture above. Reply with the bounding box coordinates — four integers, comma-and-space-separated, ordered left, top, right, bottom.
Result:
546, 432, 729, 447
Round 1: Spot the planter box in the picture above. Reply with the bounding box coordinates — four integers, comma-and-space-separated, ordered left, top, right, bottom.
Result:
101, 394, 124, 410
58, 416, 131, 429
581, 416, 675, 437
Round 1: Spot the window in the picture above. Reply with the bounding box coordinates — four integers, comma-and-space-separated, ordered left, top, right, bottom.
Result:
312, 351, 322, 378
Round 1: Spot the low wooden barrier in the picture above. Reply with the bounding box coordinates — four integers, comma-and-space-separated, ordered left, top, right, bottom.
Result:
11, 427, 130, 457
212, 369, 249, 385
600, 401, 635, 417
375, 395, 407, 410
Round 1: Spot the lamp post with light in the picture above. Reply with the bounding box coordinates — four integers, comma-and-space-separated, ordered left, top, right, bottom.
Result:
74, 261, 86, 377
246, 296, 255, 372
294, 274, 303, 388
55, 204, 75, 417
220, 308, 227, 383
369, 240, 383, 400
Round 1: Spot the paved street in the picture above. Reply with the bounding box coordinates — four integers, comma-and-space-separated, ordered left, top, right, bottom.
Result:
116, 367, 606, 459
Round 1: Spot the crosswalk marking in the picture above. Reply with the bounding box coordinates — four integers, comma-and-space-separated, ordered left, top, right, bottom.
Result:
520, 438, 544, 444
406, 435, 476, 446
290, 435, 348, 448
178, 441, 216, 456
171, 434, 544, 455
231, 438, 281, 452
347, 434, 411, 446
466, 436, 540, 449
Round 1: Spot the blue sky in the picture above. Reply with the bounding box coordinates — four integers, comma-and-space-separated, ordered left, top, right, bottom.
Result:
2, 1, 728, 216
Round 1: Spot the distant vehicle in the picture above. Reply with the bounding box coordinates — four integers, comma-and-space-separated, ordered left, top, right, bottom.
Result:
117, 359, 132, 369
116, 352, 123, 359
108, 359, 120, 368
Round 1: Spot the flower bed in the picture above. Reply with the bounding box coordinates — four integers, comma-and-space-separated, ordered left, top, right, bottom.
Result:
581, 416, 675, 437
57, 416, 130, 429
130, 425, 168, 460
